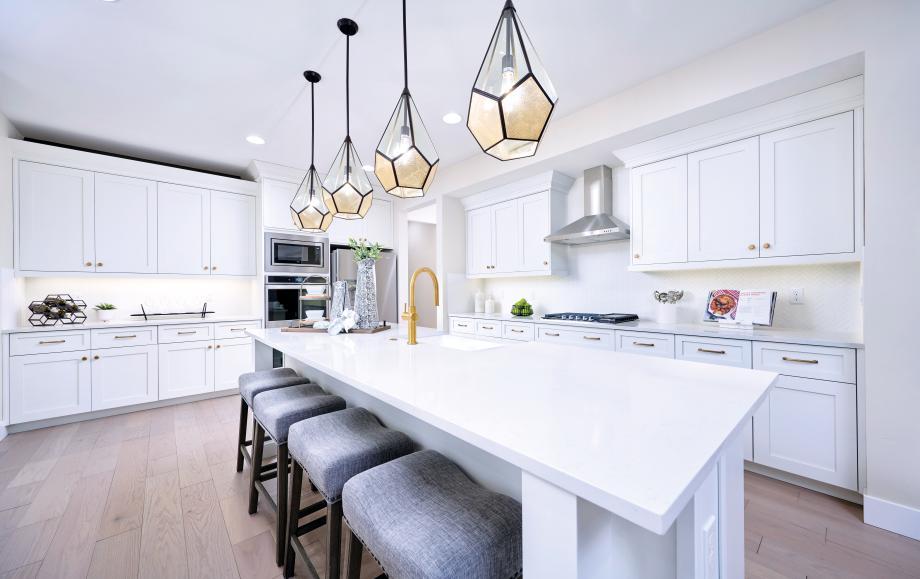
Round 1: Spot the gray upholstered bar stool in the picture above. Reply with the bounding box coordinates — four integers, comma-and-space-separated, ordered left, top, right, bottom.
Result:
249, 383, 346, 565
236, 368, 311, 472
343, 450, 523, 579
282, 407, 414, 579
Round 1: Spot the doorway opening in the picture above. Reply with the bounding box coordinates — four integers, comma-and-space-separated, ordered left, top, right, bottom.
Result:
406, 204, 438, 329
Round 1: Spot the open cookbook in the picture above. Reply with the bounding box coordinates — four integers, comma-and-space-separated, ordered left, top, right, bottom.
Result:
703, 289, 777, 326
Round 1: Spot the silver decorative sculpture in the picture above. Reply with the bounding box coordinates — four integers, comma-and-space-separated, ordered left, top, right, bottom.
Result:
353, 258, 379, 329
330, 280, 350, 320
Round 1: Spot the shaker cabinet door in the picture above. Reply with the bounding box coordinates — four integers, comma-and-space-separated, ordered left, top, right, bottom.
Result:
214, 338, 255, 391
210, 191, 256, 276
630, 156, 688, 266
519, 192, 551, 272
17, 161, 95, 273
91, 345, 158, 410
364, 197, 394, 248
9, 350, 92, 423
158, 341, 215, 400
157, 183, 211, 274
466, 207, 493, 275
491, 200, 520, 273
94, 173, 157, 273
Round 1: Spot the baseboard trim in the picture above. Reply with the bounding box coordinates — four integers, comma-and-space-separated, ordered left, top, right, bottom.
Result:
864, 495, 920, 541
6, 388, 239, 434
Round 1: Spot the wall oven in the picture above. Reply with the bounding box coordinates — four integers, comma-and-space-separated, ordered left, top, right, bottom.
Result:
264, 232, 329, 274
264, 275, 329, 328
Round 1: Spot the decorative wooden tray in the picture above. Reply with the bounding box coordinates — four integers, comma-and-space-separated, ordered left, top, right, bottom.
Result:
280, 323, 392, 334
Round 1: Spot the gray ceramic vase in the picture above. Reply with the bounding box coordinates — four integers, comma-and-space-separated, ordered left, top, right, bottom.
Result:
353, 258, 379, 329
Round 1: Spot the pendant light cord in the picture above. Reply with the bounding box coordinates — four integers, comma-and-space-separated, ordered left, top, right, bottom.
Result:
345, 35, 351, 137
402, 0, 408, 90
309, 81, 315, 167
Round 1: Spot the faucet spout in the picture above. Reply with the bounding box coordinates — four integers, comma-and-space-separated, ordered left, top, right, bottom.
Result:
403, 267, 439, 345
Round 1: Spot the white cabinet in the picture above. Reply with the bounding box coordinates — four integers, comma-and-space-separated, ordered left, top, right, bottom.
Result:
94, 173, 157, 273
492, 200, 520, 272
157, 183, 211, 274
17, 162, 95, 273
536, 325, 614, 349
688, 138, 759, 262
759, 112, 855, 258
210, 191, 256, 276
753, 375, 857, 490
614, 330, 675, 357
9, 350, 92, 423
450, 317, 476, 335
519, 192, 552, 273
262, 178, 300, 232
329, 196, 395, 248
91, 345, 158, 410
214, 337, 254, 391
466, 207, 494, 275
675, 336, 752, 368
158, 340, 215, 400
630, 156, 688, 265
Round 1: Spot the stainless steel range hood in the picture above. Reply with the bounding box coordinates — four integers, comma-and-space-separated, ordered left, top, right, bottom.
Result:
544, 165, 629, 245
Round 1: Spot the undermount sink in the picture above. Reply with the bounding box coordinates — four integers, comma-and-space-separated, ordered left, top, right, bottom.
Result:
418, 334, 504, 351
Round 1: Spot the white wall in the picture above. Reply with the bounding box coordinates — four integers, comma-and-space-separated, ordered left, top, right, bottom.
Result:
407, 222, 438, 328
19, 276, 260, 325
478, 175, 862, 333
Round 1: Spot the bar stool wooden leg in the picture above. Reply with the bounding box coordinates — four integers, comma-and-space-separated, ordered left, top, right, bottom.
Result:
284, 462, 303, 579
248, 422, 265, 515
276, 442, 289, 566
236, 398, 249, 472
346, 528, 364, 579
327, 500, 343, 579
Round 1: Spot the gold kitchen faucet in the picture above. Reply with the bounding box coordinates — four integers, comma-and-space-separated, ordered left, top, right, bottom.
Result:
402, 267, 439, 345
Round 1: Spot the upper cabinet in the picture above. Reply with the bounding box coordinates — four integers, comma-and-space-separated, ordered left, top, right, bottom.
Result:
261, 178, 300, 232
463, 171, 572, 278
14, 142, 258, 277
329, 196, 395, 249
617, 78, 864, 272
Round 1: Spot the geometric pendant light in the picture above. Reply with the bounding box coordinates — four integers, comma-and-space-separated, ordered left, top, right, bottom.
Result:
374, 0, 439, 198
290, 70, 333, 233
467, 0, 558, 161
323, 18, 374, 220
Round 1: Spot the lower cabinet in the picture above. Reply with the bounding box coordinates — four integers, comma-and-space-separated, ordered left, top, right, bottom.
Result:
9, 350, 92, 423
753, 375, 857, 490
214, 337, 254, 391
91, 345, 158, 411
158, 341, 215, 400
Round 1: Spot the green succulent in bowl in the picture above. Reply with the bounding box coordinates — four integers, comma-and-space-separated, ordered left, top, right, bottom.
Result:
511, 298, 533, 317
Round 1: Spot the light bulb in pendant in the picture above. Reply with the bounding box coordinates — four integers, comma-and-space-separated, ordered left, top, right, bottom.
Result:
500, 53, 516, 95
396, 125, 412, 156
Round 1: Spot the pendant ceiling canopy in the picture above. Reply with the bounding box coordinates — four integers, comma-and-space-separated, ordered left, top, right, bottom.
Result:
374, 0, 439, 199
323, 18, 373, 220
467, 0, 558, 161
290, 70, 333, 233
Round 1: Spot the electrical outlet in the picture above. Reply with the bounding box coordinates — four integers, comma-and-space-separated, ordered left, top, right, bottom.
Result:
790, 288, 805, 305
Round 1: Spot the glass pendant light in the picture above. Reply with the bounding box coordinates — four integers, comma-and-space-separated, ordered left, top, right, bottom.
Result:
374, 0, 439, 198
290, 70, 333, 233
467, 0, 557, 161
323, 18, 373, 220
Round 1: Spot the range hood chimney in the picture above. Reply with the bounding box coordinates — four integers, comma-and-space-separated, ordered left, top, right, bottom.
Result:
544, 165, 629, 245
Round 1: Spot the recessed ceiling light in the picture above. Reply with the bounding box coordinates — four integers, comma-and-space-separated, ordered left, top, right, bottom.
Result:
442, 112, 462, 125
246, 135, 266, 145
101, 0, 119, 3
362, 164, 374, 171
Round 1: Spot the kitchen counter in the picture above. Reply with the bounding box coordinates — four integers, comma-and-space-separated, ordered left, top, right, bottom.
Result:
249, 327, 775, 578
452, 312, 863, 348
1, 314, 263, 334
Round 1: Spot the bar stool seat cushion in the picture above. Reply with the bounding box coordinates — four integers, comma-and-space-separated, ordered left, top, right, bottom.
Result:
343, 450, 522, 579
288, 407, 414, 502
239, 368, 310, 406
253, 384, 346, 443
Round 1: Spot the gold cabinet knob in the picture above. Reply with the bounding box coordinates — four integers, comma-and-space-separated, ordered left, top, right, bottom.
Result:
207, 345, 213, 349
747, 244, 756, 251
93, 355, 100, 360
215, 344, 221, 349
81, 356, 88, 361
633, 254, 640, 259
96, 262, 103, 267
211, 266, 217, 271
543, 261, 548, 266
762, 243, 771, 249
85, 261, 93, 267
203, 266, 209, 270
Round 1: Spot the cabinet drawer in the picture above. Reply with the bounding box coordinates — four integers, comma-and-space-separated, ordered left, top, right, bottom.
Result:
476, 320, 502, 338
214, 320, 260, 339
91, 326, 157, 349
502, 321, 534, 341
675, 336, 751, 368
450, 317, 476, 335
158, 323, 215, 343
10, 330, 91, 356
536, 325, 614, 349
615, 331, 674, 358
753, 342, 855, 383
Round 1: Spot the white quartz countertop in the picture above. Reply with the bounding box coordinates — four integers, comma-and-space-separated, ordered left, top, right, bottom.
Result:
452, 312, 864, 348
249, 327, 776, 534
1, 315, 262, 334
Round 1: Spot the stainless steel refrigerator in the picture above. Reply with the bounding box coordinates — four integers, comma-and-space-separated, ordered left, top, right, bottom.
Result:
330, 249, 398, 325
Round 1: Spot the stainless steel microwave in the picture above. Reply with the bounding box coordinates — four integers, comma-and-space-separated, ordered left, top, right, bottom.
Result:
264, 232, 329, 274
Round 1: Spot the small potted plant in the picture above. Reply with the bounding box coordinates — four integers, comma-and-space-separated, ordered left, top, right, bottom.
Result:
94, 303, 117, 323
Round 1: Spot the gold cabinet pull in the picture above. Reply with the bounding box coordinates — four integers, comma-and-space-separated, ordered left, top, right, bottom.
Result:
747, 244, 756, 251
762, 242, 771, 249
96, 262, 103, 267
230, 328, 247, 332
177, 331, 197, 335
81, 356, 88, 361
782, 356, 819, 364
545, 332, 560, 337
510, 329, 524, 333
457, 323, 468, 328
39, 339, 66, 345
481, 325, 494, 330
93, 355, 100, 360
85, 261, 93, 267
633, 342, 655, 347
583, 336, 601, 341
114, 335, 137, 339
698, 348, 726, 355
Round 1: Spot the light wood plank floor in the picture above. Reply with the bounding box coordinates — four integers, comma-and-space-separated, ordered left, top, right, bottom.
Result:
1, 394, 918, 578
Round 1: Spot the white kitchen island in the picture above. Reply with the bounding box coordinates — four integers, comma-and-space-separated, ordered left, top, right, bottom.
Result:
249, 327, 775, 579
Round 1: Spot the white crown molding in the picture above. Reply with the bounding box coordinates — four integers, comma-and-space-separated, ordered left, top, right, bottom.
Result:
613, 76, 864, 168
461, 170, 575, 210
246, 159, 307, 184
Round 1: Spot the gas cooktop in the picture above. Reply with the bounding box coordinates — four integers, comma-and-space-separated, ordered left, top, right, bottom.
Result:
542, 312, 639, 324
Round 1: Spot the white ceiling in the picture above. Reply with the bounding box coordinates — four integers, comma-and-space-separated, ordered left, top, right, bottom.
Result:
0, 0, 830, 177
